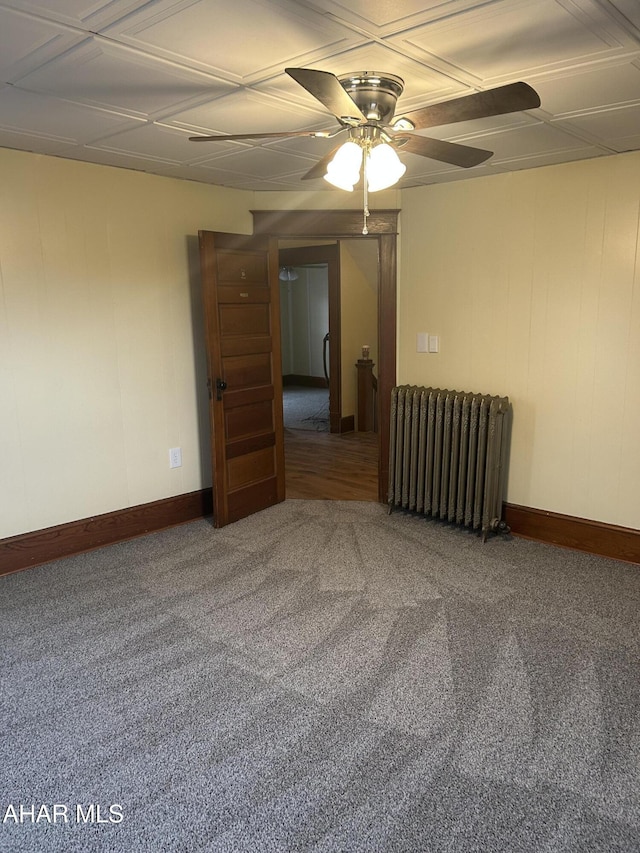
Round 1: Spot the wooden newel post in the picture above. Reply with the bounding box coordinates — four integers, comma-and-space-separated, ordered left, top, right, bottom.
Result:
356, 359, 375, 432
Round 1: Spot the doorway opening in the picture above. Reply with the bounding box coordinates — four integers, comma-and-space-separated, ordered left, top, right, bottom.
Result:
279, 261, 330, 433
278, 237, 381, 502
279, 242, 342, 433
253, 208, 399, 504
197, 210, 397, 527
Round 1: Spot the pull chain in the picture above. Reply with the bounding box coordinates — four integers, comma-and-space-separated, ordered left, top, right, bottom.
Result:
362, 148, 370, 235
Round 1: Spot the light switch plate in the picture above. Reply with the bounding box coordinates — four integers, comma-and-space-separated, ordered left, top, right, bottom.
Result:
417, 332, 428, 353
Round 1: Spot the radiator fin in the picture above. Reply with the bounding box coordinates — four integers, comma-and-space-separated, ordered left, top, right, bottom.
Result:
388, 386, 510, 538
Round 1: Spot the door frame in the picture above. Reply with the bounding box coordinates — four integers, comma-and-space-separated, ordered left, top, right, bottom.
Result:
252, 209, 398, 503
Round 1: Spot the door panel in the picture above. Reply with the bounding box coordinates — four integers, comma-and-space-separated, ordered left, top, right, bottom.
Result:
221, 335, 272, 357
228, 447, 275, 489
219, 304, 270, 336
226, 433, 275, 460
217, 285, 270, 304
216, 251, 266, 282
227, 478, 280, 522
222, 353, 272, 388
226, 400, 273, 440
199, 230, 284, 527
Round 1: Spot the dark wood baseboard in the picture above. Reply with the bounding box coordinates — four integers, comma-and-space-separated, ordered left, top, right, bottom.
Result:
4, 493, 636, 577
282, 374, 329, 388
329, 413, 355, 434
340, 415, 355, 434
0, 489, 213, 576
504, 503, 640, 565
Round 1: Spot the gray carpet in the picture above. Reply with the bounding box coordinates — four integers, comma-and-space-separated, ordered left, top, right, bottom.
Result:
1, 499, 640, 852
283, 386, 329, 431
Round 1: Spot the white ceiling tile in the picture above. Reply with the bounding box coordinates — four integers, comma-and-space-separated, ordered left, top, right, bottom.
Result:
430, 168, 511, 185
172, 159, 266, 186
15, 36, 236, 117
132, 162, 239, 185
238, 170, 317, 188
259, 45, 468, 109
73, 141, 264, 186
307, 0, 439, 29
0, 85, 145, 143
263, 135, 342, 159
87, 121, 238, 163
162, 163, 254, 189
393, 0, 633, 83
299, 0, 485, 31
60, 144, 183, 172
251, 180, 313, 191
496, 147, 608, 172
397, 152, 458, 177
104, 0, 365, 80
533, 62, 640, 115
398, 159, 508, 186
420, 111, 540, 142
0, 0, 639, 190
163, 89, 329, 135
0, 6, 86, 79
606, 132, 640, 152
0, 0, 159, 29
196, 145, 317, 178
559, 104, 640, 150
0, 128, 76, 156
478, 122, 601, 162
393, 144, 508, 183
606, 0, 640, 29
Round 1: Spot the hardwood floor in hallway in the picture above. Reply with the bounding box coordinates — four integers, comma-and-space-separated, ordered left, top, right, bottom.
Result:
284, 429, 379, 501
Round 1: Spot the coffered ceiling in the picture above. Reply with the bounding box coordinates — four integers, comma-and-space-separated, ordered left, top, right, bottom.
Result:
1, 0, 639, 191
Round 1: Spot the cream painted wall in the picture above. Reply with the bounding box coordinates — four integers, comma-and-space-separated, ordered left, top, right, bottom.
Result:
339, 240, 379, 422
257, 187, 400, 213
279, 267, 329, 378
306, 267, 330, 378
0, 148, 254, 538
399, 152, 640, 530
3, 146, 637, 539
279, 280, 293, 376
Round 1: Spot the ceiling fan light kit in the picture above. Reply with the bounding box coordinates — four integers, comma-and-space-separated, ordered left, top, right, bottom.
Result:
189, 66, 540, 232
365, 142, 406, 191
324, 140, 362, 190
323, 136, 406, 193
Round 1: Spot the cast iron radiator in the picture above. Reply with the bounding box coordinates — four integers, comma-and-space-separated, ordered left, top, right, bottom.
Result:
388, 386, 511, 539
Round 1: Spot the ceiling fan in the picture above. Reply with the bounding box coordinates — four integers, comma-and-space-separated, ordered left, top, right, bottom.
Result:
188, 67, 541, 181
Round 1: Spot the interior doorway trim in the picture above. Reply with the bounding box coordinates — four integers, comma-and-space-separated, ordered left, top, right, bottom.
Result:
252, 209, 398, 502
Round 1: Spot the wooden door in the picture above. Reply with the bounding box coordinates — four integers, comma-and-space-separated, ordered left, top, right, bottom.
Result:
199, 230, 285, 527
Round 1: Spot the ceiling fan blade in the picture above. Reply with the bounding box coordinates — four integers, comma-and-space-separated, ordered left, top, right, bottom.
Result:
189, 130, 334, 142
286, 67, 366, 124
398, 82, 541, 131
394, 134, 493, 168
300, 144, 345, 181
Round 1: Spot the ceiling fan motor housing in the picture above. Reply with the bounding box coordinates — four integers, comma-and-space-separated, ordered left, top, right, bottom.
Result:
338, 72, 404, 124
